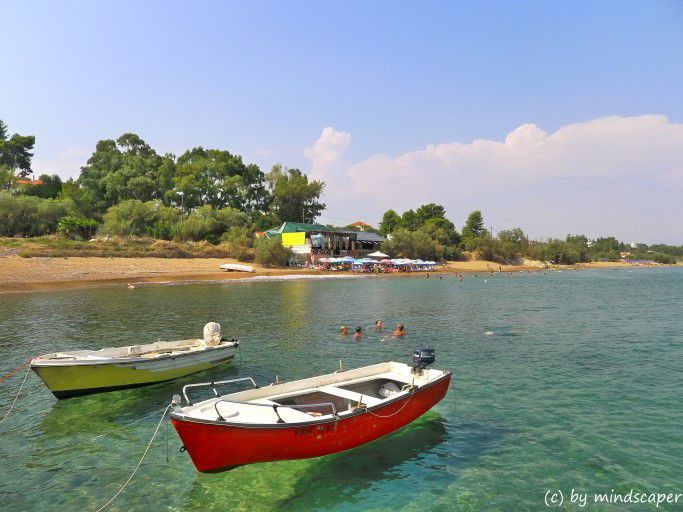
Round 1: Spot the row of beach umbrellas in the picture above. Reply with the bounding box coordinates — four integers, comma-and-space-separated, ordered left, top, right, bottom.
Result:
317, 257, 436, 266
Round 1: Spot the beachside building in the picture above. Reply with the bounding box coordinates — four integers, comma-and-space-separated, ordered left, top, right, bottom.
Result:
264, 222, 385, 263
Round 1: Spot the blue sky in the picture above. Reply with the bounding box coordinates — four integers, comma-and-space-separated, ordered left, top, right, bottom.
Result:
2, 1, 682, 242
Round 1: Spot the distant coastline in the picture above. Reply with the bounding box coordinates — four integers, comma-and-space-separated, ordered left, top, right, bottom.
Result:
0, 254, 677, 295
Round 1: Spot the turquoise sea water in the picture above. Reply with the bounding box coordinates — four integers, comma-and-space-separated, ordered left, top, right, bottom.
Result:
0, 268, 681, 511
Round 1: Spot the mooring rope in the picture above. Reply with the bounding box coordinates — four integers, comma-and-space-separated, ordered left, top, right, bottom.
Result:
0, 358, 31, 384
95, 403, 171, 512
0, 365, 31, 425
92, 405, 170, 440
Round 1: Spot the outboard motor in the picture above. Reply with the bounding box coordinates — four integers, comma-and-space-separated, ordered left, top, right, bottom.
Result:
412, 347, 436, 375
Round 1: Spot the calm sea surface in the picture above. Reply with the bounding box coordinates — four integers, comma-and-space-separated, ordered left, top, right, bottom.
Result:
0, 268, 681, 511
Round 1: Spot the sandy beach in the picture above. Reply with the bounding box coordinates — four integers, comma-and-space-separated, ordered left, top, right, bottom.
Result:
0, 254, 666, 294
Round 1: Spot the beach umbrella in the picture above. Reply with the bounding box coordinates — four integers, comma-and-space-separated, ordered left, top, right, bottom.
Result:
341, 256, 355, 262
379, 259, 392, 264
367, 251, 389, 259
318, 258, 329, 263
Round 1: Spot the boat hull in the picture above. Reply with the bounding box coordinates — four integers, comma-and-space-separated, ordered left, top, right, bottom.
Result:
172, 372, 450, 472
32, 348, 236, 399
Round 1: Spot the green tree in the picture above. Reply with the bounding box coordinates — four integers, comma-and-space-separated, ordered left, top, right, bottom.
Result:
173, 147, 269, 212
79, 133, 166, 212
461, 210, 487, 244
0, 120, 35, 178
250, 211, 283, 232
381, 228, 443, 260
174, 205, 250, 243
379, 209, 402, 234
0, 192, 73, 236
401, 209, 418, 230
57, 216, 99, 240
565, 234, 589, 262
648, 244, 683, 258
100, 199, 180, 239
58, 179, 97, 216
254, 237, 291, 266
544, 239, 582, 264
0, 164, 14, 191
266, 165, 325, 222
24, 174, 63, 199
466, 233, 504, 262
497, 228, 528, 261
589, 237, 622, 259
419, 217, 460, 246
414, 203, 446, 227
650, 252, 676, 264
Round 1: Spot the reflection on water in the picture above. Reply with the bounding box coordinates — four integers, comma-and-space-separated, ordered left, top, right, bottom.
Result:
274, 414, 449, 510
183, 413, 452, 512
280, 281, 309, 330
1, 268, 682, 511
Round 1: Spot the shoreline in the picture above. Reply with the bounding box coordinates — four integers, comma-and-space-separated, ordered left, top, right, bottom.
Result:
0, 255, 677, 295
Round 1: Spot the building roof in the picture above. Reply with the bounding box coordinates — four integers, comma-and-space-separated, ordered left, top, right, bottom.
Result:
264, 222, 331, 238
349, 221, 371, 227
333, 230, 385, 243
355, 231, 386, 243
264, 221, 386, 243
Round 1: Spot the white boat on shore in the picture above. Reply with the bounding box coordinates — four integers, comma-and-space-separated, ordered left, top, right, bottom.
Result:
219, 263, 255, 273
30, 323, 239, 399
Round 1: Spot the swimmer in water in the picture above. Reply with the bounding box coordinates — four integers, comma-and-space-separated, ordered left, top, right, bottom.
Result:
375, 319, 382, 330
392, 324, 405, 337
340, 326, 348, 336
354, 326, 362, 339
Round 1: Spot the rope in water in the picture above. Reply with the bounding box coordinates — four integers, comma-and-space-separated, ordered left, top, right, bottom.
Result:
95, 403, 172, 512
0, 358, 31, 384
0, 365, 31, 425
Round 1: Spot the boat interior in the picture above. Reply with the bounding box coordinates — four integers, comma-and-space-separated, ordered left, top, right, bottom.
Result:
177, 362, 446, 425
34, 338, 236, 363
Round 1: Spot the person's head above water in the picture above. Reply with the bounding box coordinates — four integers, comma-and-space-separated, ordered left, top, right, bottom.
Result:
375, 319, 382, 328
397, 324, 404, 331
354, 326, 362, 337
340, 326, 347, 335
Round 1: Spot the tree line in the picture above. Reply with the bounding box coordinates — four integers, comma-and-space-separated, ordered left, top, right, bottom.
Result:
379, 205, 680, 264
0, 120, 324, 262
0, 119, 679, 264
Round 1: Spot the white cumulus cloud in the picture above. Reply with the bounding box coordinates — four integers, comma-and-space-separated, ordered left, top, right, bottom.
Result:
307, 115, 683, 242
304, 127, 351, 178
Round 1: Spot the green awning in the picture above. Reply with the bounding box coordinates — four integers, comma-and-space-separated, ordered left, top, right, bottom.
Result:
264, 222, 330, 238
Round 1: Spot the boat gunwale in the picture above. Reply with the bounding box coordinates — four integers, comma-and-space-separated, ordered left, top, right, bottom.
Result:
30, 341, 239, 367
170, 370, 451, 429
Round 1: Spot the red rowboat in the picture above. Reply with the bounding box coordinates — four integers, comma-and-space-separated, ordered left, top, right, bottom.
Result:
170, 349, 451, 473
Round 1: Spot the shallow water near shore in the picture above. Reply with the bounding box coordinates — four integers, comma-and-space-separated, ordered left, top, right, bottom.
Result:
1, 268, 681, 511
